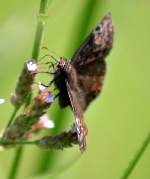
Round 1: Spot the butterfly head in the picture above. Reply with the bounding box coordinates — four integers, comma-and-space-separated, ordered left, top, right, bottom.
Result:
57, 57, 66, 68
56, 57, 71, 73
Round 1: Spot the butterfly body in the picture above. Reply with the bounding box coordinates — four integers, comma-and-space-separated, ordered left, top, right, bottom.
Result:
54, 59, 87, 151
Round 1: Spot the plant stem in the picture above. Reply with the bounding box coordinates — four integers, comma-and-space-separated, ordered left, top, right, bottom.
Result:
0, 139, 38, 146
5, 106, 20, 128
32, 0, 51, 60
8, 147, 23, 179
7, 1, 51, 179
121, 132, 150, 179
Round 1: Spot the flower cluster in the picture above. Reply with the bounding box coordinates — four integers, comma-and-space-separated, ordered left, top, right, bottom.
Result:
11, 60, 38, 108
1, 59, 80, 151
3, 89, 54, 142
38, 126, 78, 150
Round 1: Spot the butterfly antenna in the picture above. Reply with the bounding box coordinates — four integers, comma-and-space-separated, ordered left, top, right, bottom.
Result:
48, 61, 55, 69
41, 46, 59, 59
38, 54, 52, 63
41, 46, 49, 51
50, 55, 58, 63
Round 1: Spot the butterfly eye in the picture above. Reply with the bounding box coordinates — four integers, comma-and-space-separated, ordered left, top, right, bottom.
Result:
95, 26, 100, 31
57, 58, 66, 69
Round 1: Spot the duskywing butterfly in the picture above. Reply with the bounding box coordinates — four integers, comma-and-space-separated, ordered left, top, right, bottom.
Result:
53, 13, 114, 152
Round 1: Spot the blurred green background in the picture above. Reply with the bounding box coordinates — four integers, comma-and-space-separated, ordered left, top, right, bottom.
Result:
0, 0, 150, 179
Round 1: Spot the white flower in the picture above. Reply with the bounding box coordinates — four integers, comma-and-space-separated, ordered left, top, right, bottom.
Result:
27, 61, 37, 72
32, 114, 54, 130
0, 98, 5, 104
38, 82, 46, 91
39, 114, 55, 129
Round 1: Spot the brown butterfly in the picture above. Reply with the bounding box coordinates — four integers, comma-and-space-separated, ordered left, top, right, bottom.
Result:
53, 13, 114, 152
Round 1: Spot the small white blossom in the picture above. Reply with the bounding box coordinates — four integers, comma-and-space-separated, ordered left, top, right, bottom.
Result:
27, 61, 37, 72
0, 98, 5, 104
38, 82, 46, 91
39, 114, 54, 129
32, 114, 54, 131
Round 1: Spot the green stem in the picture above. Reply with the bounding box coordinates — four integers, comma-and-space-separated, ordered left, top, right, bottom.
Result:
5, 106, 20, 128
0, 139, 38, 146
7, 147, 23, 179
32, 0, 51, 60
8, 1, 51, 179
121, 132, 150, 179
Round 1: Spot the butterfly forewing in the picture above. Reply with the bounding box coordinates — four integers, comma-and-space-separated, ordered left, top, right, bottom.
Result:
71, 13, 114, 69
70, 13, 114, 110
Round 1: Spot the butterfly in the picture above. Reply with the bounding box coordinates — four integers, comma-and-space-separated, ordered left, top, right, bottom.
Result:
53, 13, 114, 152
